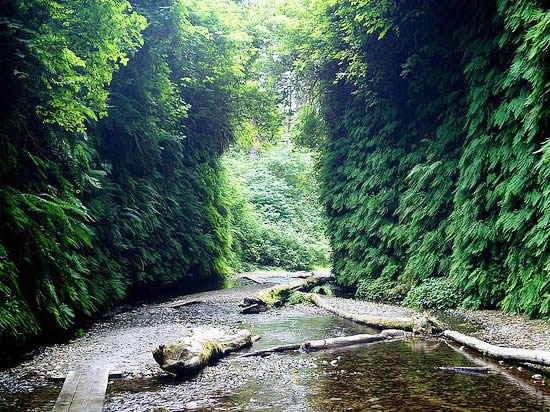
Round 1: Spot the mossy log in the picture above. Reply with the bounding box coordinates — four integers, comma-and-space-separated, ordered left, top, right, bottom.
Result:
306, 293, 443, 333
240, 273, 332, 314
238, 329, 407, 358
153, 328, 252, 376
442, 330, 550, 367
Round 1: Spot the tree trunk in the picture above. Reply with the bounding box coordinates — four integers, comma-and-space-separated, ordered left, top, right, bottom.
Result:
307, 294, 442, 333
240, 273, 332, 313
438, 366, 491, 374
153, 328, 252, 376
238, 329, 407, 358
442, 330, 550, 367
162, 299, 203, 309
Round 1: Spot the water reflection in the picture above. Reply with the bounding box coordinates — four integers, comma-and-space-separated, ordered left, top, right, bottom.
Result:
301, 339, 550, 411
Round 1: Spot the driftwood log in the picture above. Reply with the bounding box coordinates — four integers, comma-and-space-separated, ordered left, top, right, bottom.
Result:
438, 366, 491, 375
163, 299, 203, 309
306, 293, 444, 334
305, 294, 550, 369
240, 274, 332, 314
442, 330, 550, 367
153, 328, 253, 376
444, 340, 550, 408
238, 329, 407, 358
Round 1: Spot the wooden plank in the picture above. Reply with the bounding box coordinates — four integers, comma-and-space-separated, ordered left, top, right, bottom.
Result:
51, 368, 109, 412
48, 370, 122, 382
70, 368, 109, 412
52, 371, 80, 412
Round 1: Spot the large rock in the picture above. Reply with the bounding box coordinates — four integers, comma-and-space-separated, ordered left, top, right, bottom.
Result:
153, 328, 252, 376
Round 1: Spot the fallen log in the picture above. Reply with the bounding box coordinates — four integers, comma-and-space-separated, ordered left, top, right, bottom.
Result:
442, 330, 550, 367
240, 303, 267, 314
237, 274, 265, 284
438, 366, 491, 375
240, 274, 332, 314
237, 329, 408, 358
238, 343, 302, 358
153, 328, 253, 376
443, 340, 550, 408
163, 299, 203, 309
306, 294, 443, 334
301, 329, 407, 351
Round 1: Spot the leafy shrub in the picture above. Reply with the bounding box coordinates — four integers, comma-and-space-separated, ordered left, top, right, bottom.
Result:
355, 278, 406, 303
403, 278, 465, 310
311, 285, 333, 296
287, 291, 309, 305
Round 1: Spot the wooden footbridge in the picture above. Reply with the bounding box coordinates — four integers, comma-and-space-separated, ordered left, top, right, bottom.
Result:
51, 368, 121, 412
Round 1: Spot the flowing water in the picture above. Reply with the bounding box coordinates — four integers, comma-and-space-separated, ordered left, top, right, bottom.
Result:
106, 311, 550, 411
217, 312, 550, 411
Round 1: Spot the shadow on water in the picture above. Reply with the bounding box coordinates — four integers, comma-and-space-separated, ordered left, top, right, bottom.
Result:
0, 382, 61, 412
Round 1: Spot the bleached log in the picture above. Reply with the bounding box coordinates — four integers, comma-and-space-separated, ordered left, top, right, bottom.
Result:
438, 366, 491, 374
442, 330, 550, 367
238, 329, 407, 358
237, 343, 302, 358
238, 274, 265, 284
163, 299, 203, 309
307, 294, 442, 333
153, 328, 252, 376
301, 329, 407, 351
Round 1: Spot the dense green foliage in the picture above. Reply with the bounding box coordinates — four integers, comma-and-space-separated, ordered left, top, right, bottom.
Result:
0, 0, 282, 345
5, 0, 550, 349
295, 0, 550, 316
403, 279, 465, 311
356, 278, 405, 304
224, 143, 329, 271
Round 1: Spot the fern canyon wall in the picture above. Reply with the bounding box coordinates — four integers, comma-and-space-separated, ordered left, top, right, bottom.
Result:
306, 0, 550, 317
3, 0, 550, 352
0, 0, 282, 349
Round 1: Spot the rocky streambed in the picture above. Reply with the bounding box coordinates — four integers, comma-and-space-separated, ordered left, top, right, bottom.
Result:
1, 272, 550, 411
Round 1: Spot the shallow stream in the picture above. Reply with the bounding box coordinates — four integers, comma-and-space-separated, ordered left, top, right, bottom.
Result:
108, 311, 550, 411
1, 289, 550, 411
